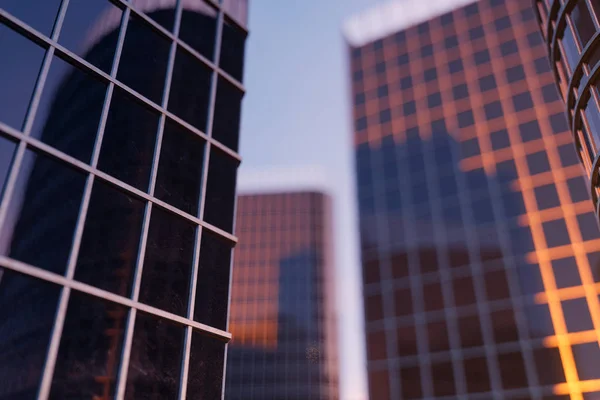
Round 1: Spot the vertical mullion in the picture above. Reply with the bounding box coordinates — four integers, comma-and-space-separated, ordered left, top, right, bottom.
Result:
37, 5, 130, 399
0, 0, 70, 237
115, 1, 183, 398
180, 3, 226, 398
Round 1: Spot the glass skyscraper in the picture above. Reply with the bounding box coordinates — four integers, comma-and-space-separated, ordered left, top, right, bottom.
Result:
347, 0, 600, 398
0, 0, 246, 398
226, 191, 339, 400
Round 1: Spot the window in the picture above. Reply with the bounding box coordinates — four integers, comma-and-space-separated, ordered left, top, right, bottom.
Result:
417, 21, 430, 35
578, 212, 600, 241
458, 110, 475, 128
464, 3, 479, 16
479, 74, 497, 92
469, 26, 485, 40
567, 177, 589, 203
534, 184, 560, 210
571, 1, 596, 48
506, 65, 525, 83
497, 159, 518, 182
400, 76, 413, 89
379, 109, 391, 123
519, 120, 542, 142
562, 298, 594, 332
424, 67, 437, 82
375, 61, 386, 74
428, 92, 442, 108
355, 92, 365, 105
484, 101, 503, 120
398, 53, 409, 66
572, 343, 600, 380
453, 84, 469, 100
448, 59, 463, 74
521, 7, 535, 22
445, 35, 459, 49
474, 49, 491, 65
558, 143, 579, 166
421, 44, 433, 58
494, 16, 511, 31
461, 137, 480, 158
440, 12, 454, 26
491, 129, 510, 150
373, 39, 383, 51
542, 83, 560, 103
527, 151, 551, 175
403, 100, 416, 115
527, 31, 543, 47
356, 116, 367, 131
353, 70, 363, 82
512, 91, 533, 111
395, 31, 406, 44
534, 57, 551, 73
500, 40, 518, 56
549, 113, 568, 133
552, 257, 582, 288
377, 85, 388, 98
543, 219, 571, 247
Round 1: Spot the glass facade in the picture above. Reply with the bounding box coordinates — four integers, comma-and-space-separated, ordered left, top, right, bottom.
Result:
226, 192, 339, 400
0, 0, 246, 398
535, 0, 600, 223
350, 0, 600, 399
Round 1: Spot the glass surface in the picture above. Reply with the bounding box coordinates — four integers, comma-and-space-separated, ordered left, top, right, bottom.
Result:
458, 315, 484, 348
491, 309, 518, 343
50, 290, 127, 399
394, 288, 413, 316
0, 270, 61, 398
400, 366, 421, 398
0, 134, 17, 200
427, 320, 449, 352
220, 16, 246, 82
578, 212, 600, 241
33, 55, 107, 163
139, 206, 195, 316
469, 26, 484, 40
474, 49, 490, 65
534, 184, 560, 210
452, 83, 468, 100
484, 101, 503, 120
1, 0, 61, 35
427, 92, 441, 108
74, 179, 145, 296
479, 75, 497, 92
512, 91, 533, 111
125, 312, 184, 399
203, 147, 238, 232
567, 177, 589, 203
168, 46, 212, 132
424, 67, 437, 82
186, 331, 226, 399
97, 88, 159, 191
498, 352, 528, 389
543, 219, 571, 248
500, 39, 518, 56
3, 149, 86, 274
490, 129, 510, 150
58, 0, 122, 74
562, 298, 594, 332
542, 83, 560, 103
558, 143, 579, 167
0, 23, 45, 130
534, 56, 552, 73
117, 13, 169, 104
494, 16, 511, 31
457, 110, 474, 128
179, 3, 217, 60
155, 120, 205, 215
527, 151, 550, 175
506, 65, 525, 83
464, 357, 490, 393
534, 346, 566, 385
453, 276, 476, 306
572, 342, 600, 380
552, 257, 582, 289
193, 230, 232, 330
561, 27, 579, 72
431, 362, 455, 396
519, 120, 542, 142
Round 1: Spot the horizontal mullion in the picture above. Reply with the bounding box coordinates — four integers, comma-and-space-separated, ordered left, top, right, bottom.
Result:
0, 255, 231, 340
0, 121, 238, 244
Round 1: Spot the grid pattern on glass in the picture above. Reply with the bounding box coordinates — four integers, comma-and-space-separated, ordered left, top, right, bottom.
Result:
534, 0, 600, 224
0, 0, 247, 399
225, 192, 339, 400
351, 0, 600, 399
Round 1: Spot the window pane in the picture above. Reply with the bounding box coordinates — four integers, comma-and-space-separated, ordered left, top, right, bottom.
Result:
186, 331, 226, 399
179, 3, 217, 61
203, 148, 238, 232
219, 16, 247, 82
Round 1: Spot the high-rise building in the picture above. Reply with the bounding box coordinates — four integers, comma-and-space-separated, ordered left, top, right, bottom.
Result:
534, 0, 600, 222
0, 0, 246, 398
346, 0, 600, 398
226, 191, 339, 400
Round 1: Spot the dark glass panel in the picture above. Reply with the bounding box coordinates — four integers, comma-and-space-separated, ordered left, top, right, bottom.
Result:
369, 369, 390, 399
527, 151, 550, 175
220, 16, 247, 82
431, 362, 455, 396
542, 83, 560, 103
0, 23, 45, 130
423, 283, 444, 311
519, 120, 542, 142
542, 219, 571, 248
567, 177, 589, 203
193, 230, 233, 330
534, 347, 566, 385
558, 143, 579, 167
562, 298, 594, 332
479, 75, 497, 92
464, 357, 490, 393
203, 147, 238, 232
50, 291, 127, 399
452, 83, 468, 100
117, 13, 169, 104
169, 46, 212, 132
491, 309, 518, 343
459, 315, 484, 348
155, 120, 205, 215
0, 271, 61, 399
498, 352, 528, 389
97, 88, 159, 191
396, 325, 418, 356
400, 366, 422, 399
525, 302, 554, 338
1, 0, 61, 36
125, 312, 184, 399
578, 212, 600, 240
453, 276, 476, 306
4, 149, 86, 274
179, 4, 217, 61
484, 269, 509, 300
484, 101, 503, 120
365, 293, 384, 322
394, 287, 413, 316
74, 179, 145, 296
512, 91, 533, 111
139, 207, 195, 316
491, 129, 510, 150
186, 331, 226, 399
33, 55, 107, 163
367, 331, 387, 361
552, 257, 582, 289
572, 342, 600, 380
534, 184, 560, 210
474, 49, 490, 65
427, 320, 450, 352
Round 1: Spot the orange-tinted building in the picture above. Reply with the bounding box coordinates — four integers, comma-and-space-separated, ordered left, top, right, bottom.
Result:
347, 0, 600, 398
225, 192, 338, 399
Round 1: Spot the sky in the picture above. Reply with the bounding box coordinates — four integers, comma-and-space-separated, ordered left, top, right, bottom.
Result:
236, 1, 380, 399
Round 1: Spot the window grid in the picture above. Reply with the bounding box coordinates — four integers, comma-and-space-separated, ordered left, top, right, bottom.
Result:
0, 0, 244, 399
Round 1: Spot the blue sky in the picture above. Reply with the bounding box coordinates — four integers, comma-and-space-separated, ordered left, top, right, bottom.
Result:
237, 1, 380, 399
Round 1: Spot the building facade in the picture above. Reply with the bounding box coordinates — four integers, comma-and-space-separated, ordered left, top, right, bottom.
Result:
226, 192, 339, 400
347, 0, 600, 398
534, 0, 600, 223
0, 0, 246, 398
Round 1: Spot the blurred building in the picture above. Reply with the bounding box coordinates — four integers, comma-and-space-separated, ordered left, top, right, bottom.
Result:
226, 192, 339, 400
346, 0, 600, 398
0, 0, 246, 398
534, 1, 600, 223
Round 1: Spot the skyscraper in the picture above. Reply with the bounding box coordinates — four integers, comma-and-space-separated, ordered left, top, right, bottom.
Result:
226, 191, 339, 400
347, 0, 600, 398
534, 0, 600, 222
0, 0, 246, 398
